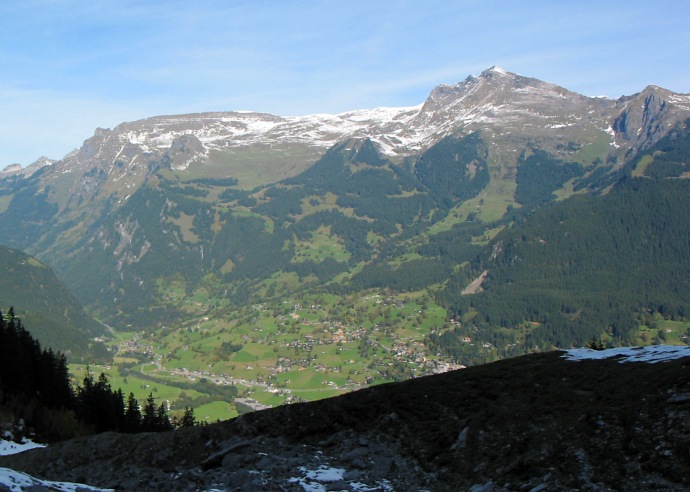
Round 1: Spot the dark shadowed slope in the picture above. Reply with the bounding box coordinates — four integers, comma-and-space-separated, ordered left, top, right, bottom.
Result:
2, 348, 689, 491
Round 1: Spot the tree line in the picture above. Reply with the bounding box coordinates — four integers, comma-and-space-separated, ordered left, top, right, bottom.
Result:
0, 308, 194, 441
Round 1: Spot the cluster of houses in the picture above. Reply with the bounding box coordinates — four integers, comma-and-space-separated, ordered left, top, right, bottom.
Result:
112, 293, 472, 415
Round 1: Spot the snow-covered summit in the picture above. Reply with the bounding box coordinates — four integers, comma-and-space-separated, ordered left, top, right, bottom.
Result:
482, 65, 510, 77
65, 66, 618, 173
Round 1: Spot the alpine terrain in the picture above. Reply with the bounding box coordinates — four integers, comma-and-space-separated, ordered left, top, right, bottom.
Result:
0, 66, 689, 419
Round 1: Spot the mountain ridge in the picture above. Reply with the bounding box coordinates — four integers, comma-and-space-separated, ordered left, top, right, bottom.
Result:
0, 245, 108, 361
10, 67, 690, 176
0, 67, 688, 404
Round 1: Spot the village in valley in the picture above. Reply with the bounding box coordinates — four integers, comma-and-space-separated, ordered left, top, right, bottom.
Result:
75, 291, 470, 422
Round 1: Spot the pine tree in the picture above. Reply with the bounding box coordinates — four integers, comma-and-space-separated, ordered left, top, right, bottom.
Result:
180, 406, 196, 427
157, 402, 172, 431
77, 371, 125, 433
141, 392, 173, 432
124, 392, 142, 433
142, 392, 158, 431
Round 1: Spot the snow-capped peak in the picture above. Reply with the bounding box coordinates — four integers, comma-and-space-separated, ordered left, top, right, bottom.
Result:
45, 66, 690, 183
487, 65, 509, 75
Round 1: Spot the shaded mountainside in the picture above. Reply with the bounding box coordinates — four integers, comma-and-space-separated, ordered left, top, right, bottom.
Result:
2, 349, 690, 491
0, 246, 108, 361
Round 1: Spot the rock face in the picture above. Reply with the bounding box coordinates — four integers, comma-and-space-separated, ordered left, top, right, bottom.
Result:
0, 156, 54, 177
612, 85, 690, 148
0, 163, 22, 174
2, 350, 689, 491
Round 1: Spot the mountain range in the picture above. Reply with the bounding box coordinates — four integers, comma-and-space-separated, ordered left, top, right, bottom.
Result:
0, 66, 689, 491
0, 66, 688, 377
8, 67, 689, 183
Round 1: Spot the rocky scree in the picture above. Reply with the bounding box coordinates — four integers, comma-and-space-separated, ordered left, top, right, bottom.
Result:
1, 351, 689, 491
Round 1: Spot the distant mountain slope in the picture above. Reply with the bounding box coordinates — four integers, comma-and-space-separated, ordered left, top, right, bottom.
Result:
0, 246, 108, 361
432, 127, 690, 357
2, 348, 689, 491
0, 66, 688, 363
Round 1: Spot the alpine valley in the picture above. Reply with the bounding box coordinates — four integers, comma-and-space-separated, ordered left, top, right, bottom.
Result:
1, 66, 690, 419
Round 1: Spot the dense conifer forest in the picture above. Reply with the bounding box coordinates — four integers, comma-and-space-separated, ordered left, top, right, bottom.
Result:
0, 309, 193, 441
431, 176, 690, 359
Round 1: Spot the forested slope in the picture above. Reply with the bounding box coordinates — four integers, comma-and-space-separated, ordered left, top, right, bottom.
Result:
0, 247, 108, 361
431, 125, 690, 358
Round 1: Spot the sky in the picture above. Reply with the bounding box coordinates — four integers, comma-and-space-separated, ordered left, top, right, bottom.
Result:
1, 0, 689, 167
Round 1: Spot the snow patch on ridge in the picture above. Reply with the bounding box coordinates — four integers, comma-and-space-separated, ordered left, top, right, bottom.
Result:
605, 125, 620, 148
667, 93, 690, 111
488, 66, 508, 75
562, 345, 690, 363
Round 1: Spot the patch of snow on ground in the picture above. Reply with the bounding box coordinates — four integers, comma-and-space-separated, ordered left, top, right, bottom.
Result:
0, 438, 45, 456
562, 345, 690, 363
0, 439, 113, 491
350, 480, 395, 491
604, 125, 620, 148
289, 465, 395, 492
289, 466, 345, 491
0, 467, 113, 492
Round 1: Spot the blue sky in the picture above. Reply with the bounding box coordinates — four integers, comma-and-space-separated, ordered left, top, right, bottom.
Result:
1, 0, 689, 167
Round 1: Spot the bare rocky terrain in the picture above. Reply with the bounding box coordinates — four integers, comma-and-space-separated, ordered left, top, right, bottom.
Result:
2, 349, 689, 491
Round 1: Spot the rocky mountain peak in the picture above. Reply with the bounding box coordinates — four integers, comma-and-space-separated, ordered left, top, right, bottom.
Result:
0, 156, 55, 177
612, 84, 690, 148
413, 66, 613, 155
166, 134, 207, 169
0, 163, 22, 174
479, 65, 512, 79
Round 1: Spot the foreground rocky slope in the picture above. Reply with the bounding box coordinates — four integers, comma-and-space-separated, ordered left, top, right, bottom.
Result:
2, 348, 689, 491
